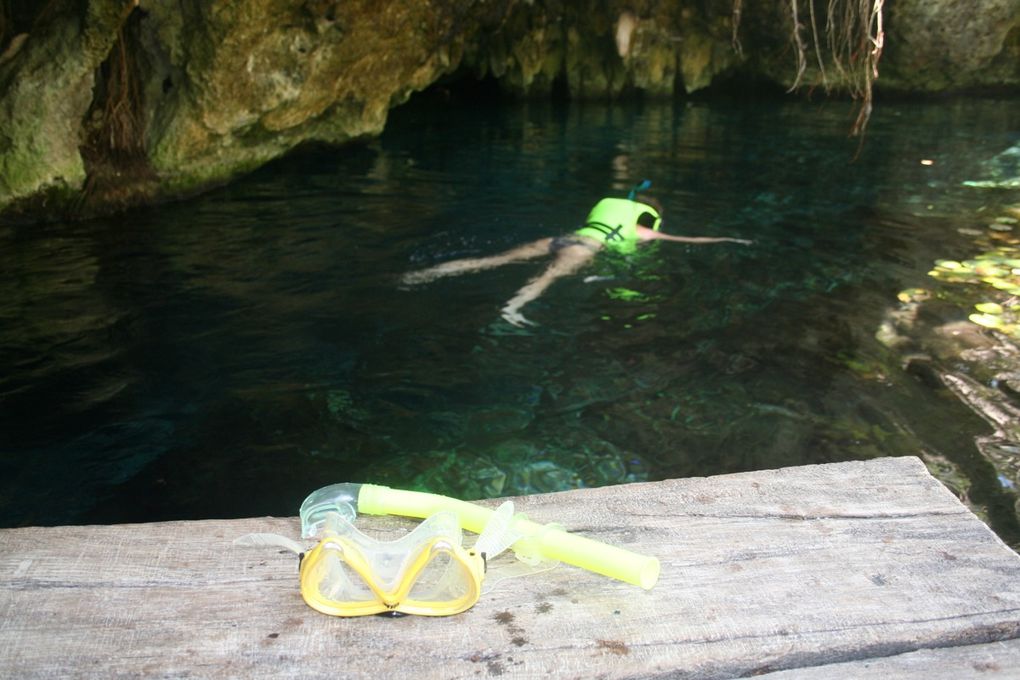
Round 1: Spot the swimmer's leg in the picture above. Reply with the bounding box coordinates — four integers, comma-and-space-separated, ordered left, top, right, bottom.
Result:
501, 244, 597, 327
401, 238, 553, 285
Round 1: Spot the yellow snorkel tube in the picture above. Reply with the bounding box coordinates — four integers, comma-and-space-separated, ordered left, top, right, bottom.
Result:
300, 483, 660, 590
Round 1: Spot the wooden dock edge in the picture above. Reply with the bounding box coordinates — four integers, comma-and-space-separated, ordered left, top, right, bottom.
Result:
2, 456, 1019, 678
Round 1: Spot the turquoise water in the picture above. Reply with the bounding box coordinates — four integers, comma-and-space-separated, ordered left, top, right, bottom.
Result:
2, 94, 1019, 540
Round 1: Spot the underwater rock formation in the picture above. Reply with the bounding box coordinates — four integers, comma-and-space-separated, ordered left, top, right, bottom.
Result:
0, 0, 1018, 220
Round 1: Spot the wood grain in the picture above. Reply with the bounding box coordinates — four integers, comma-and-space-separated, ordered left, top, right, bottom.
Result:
2, 457, 1019, 678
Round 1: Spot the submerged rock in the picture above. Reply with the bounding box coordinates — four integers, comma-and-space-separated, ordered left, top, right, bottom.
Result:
362, 429, 650, 500
964, 143, 1020, 189
874, 201, 1020, 533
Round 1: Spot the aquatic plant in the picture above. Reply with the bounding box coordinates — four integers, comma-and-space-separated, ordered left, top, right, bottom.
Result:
928, 243, 1020, 339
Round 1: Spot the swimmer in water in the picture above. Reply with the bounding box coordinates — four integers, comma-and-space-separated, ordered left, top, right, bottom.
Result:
401, 182, 752, 327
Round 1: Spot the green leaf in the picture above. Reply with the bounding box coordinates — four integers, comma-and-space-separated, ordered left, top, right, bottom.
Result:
606, 287, 646, 301
974, 302, 1005, 314
969, 313, 1004, 329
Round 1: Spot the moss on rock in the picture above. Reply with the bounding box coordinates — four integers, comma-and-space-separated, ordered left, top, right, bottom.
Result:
1, 0, 1018, 221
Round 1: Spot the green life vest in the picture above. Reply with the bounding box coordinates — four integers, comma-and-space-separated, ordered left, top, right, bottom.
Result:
574, 198, 662, 253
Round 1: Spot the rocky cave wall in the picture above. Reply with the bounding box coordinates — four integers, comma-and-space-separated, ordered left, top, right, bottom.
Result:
0, 0, 1017, 221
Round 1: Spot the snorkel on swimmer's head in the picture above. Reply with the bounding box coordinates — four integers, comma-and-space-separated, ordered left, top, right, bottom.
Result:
628, 179, 663, 231
627, 179, 652, 200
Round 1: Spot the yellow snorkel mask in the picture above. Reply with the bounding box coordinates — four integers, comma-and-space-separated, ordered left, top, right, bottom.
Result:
299, 510, 487, 617
236, 483, 659, 618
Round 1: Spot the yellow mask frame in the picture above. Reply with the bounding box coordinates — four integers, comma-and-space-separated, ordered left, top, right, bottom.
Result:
298, 512, 486, 617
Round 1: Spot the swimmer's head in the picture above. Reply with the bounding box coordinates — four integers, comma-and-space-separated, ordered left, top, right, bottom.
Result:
633, 194, 662, 215
633, 194, 663, 230
627, 180, 662, 229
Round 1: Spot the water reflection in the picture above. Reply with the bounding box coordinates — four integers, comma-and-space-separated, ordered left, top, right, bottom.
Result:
1, 96, 1018, 545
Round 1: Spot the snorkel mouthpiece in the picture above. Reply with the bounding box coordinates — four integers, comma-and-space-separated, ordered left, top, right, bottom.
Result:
300, 483, 362, 538
356, 484, 659, 590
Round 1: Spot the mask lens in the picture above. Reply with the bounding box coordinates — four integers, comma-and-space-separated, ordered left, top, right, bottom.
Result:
407, 546, 468, 601
309, 543, 374, 602
403, 541, 481, 615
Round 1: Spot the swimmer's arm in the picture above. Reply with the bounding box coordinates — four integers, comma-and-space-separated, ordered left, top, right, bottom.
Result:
636, 226, 753, 245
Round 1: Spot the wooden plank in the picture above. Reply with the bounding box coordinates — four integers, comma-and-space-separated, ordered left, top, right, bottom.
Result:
760, 638, 1020, 678
1, 457, 1019, 679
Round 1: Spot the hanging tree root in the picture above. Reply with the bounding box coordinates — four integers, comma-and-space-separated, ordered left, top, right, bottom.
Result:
737, 0, 885, 138
78, 3, 159, 216
825, 0, 884, 137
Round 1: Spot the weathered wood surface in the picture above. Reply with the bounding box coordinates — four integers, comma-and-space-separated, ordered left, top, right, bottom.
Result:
759, 638, 1020, 678
1, 457, 1019, 679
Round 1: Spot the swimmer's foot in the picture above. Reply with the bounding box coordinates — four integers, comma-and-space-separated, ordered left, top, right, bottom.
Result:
501, 307, 536, 328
